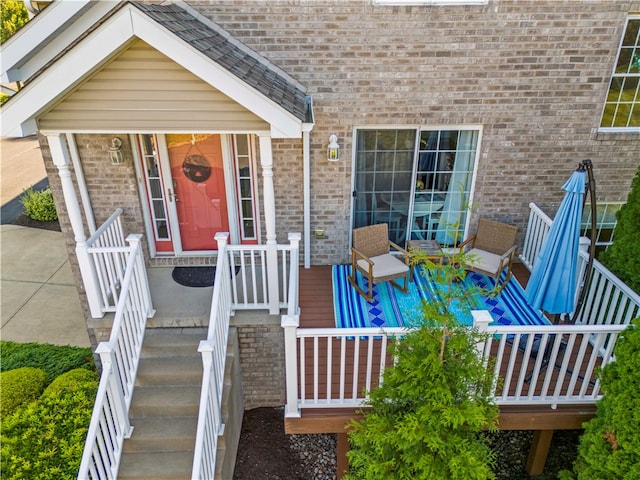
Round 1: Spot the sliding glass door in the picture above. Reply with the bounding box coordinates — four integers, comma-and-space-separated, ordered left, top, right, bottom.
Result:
352, 127, 479, 247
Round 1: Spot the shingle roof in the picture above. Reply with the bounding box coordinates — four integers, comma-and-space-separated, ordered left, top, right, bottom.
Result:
131, 1, 312, 123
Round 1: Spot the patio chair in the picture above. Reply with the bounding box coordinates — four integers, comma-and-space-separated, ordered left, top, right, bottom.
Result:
458, 218, 518, 290
348, 223, 410, 302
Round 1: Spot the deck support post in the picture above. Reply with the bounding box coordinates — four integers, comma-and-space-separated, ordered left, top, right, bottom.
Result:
337, 432, 350, 480
526, 429, 554, 475
282, 314, 300, 418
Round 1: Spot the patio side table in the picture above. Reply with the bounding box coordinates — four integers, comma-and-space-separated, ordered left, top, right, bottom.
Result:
407, 239, 444, 280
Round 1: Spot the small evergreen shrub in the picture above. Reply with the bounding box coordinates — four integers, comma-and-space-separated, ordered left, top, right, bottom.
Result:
600, 165, 640, 294
560, 318, 640, 479
0, 341, 95, 379
43, 368, 99, 397
0, 92, 9, 105
345, 238, 499, 480
0, 367, 48, 418
1, 376, 98, 480
20, 187, 58, 221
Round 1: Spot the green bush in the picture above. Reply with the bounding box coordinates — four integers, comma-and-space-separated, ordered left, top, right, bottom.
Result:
560, 318, 640, 479
1, 0, 29, 44
1, 376, 98, 480
0, 341, 95, 379
20, 187, 58, 221
600, 165, 640, 294
345, 241, 499, 480
0, 367, 48, 418
43, 368, 99, 397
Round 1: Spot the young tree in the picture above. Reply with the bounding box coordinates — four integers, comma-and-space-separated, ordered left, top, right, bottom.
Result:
560, 318, 640, 479
599, 165, 640, 294
345, 245, 499, 480
1, 1, 29, 44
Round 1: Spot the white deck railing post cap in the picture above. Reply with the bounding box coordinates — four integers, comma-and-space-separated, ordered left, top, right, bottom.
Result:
471, 310, 492, 329
281, 314, 300, 327
197, 339, 215, 353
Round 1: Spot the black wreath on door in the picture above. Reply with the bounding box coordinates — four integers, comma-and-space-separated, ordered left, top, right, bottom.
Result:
182, 154, 211, 183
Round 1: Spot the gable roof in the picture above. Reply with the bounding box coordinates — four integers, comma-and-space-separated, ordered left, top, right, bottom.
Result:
1, 1, 313, 138
132, 2, 312, 123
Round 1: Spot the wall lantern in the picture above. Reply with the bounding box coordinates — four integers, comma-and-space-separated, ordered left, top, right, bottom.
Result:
109, 137, 125, 165
327, 134, 340, 162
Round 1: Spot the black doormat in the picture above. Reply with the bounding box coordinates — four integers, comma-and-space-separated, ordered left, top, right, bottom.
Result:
171, 266, 216, 287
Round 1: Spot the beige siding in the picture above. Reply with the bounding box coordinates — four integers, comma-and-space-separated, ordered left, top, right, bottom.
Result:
38, 39, 269, 132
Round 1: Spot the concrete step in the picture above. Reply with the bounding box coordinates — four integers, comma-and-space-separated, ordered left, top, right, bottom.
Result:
129, 384, 200, 418
136, 355, 202, 386
141, 327, 206, 357
123, 416, 197, 453
118, 451, 193, 480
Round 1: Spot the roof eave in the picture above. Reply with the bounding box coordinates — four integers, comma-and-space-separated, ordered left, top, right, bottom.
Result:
1, 2, 309, 139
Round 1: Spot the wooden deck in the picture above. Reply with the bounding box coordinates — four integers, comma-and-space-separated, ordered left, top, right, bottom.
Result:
285, 263, 595, 478
298, 262, 533, 329
292, 263, 596, 476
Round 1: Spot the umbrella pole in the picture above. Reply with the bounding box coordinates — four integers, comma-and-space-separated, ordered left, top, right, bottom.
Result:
571, 159, 597, 323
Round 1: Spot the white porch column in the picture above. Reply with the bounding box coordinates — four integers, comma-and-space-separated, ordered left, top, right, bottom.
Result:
46, 133, 103, 318
258, 134, 280, 314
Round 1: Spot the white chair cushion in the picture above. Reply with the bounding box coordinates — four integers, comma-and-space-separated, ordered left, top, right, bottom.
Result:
466, 248, 502, 275
357, 253, 409, 278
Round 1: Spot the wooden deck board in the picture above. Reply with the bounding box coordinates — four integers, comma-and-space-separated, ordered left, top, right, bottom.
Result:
294, 262, 597, 433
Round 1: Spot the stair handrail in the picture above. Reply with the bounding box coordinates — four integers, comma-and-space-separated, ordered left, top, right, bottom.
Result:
77, 234, 154, 480
192, 233, 233, 480
86, 208, 127, 313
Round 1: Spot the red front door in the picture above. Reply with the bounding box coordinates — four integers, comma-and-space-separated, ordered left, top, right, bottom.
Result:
167, 134, 229, 251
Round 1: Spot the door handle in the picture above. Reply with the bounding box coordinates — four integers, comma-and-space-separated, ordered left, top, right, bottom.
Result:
168, 188, 178, 202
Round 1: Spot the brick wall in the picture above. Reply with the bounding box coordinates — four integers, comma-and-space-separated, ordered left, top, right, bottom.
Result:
190, 0, 640, 266
37, 1, 640, 332
233, 319, 286, 408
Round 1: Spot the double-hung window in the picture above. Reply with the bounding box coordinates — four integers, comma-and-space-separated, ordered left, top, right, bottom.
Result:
600, 16, 640, 132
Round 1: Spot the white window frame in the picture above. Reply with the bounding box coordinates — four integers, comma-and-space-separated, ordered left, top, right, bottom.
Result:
350, 125, 481, 248
599, 15, 640, 133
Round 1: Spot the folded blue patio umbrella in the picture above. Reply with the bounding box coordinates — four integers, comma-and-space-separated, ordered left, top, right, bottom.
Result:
525, 167, 587, 315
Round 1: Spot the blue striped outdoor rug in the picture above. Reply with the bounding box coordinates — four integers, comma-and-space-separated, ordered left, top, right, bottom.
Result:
332, 265, 550, 329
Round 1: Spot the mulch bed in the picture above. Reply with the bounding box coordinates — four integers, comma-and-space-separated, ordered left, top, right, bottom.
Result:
233, 407, 307, 480
233, 407, 581, 480
10, 213, 61, 232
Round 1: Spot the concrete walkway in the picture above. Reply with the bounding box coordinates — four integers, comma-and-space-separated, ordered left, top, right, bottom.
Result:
1, 136, 89, 347
0, 225, 90, 347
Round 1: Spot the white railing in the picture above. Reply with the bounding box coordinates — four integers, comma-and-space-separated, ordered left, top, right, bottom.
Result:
282, 319, 628, 416
575, 251, 640, 328
191, 233, 233, 480
86, 209, 126, 313
521, 203, 640, 329
477, 323, 625, 407
192, 233, 301, 479
226, 240, 299, 311
78, 234, 155, 480
293, 326, 406, 410
519, 202, 552, 271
